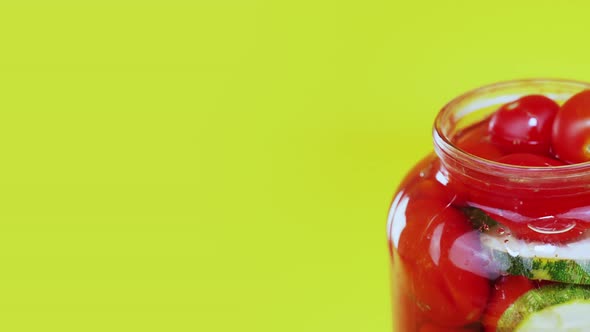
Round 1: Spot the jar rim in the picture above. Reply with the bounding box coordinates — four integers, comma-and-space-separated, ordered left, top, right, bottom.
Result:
433, 78, 590, 185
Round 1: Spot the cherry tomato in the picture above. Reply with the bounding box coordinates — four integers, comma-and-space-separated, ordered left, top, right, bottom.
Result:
389, 163, 452, 257
454, 118, 504, 160
394, 154, 441, 196
404, 179, 456, 205
397, 199, 490, 327
392, 286, 426, 332
419, 322, 478, 332
488, 95, 559, 155
482, 276, 535, 332
495, 153, 565, 167
552, 90, 590, 163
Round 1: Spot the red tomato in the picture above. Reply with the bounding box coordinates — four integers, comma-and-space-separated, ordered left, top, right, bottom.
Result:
552, 90, 590, 163
393, 154, 442, 196
488, 95, 559, 155
404, 179, 456, 205
454, 119, 504, 161
389, 161, 457, 257
482, 276, 536, 332
495, 153, 565, 167
419, 322, 478, 332
392, 286, 427, 332
397, 199, 491, 327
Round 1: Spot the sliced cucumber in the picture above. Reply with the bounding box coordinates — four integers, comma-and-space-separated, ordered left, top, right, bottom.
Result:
497, 284, 590, 331
515, 300, 590, 331
462, 206, 498, 232
481, 225, 590, 284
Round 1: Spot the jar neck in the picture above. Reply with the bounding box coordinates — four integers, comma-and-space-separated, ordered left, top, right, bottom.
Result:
432, 79, 590, 198
434, 129, 590, 197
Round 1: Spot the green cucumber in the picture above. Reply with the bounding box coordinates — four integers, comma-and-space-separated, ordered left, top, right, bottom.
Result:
462, 206, 498, 232
480, 225, 590, 284
497, 284, 590, 331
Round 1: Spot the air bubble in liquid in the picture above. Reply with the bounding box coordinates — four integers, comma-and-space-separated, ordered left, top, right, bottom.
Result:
527, 219, 576, 234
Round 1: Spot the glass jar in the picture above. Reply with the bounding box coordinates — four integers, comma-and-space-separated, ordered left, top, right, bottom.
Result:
387, 79, 590, 332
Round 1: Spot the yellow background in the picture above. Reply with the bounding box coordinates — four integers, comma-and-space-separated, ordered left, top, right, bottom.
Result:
1, 0, 590, 331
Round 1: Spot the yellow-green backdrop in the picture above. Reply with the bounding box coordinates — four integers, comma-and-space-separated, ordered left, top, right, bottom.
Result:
1, 0, 590, 331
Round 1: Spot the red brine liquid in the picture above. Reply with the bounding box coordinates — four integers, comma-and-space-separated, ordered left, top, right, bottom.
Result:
388, 80, 590, 331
